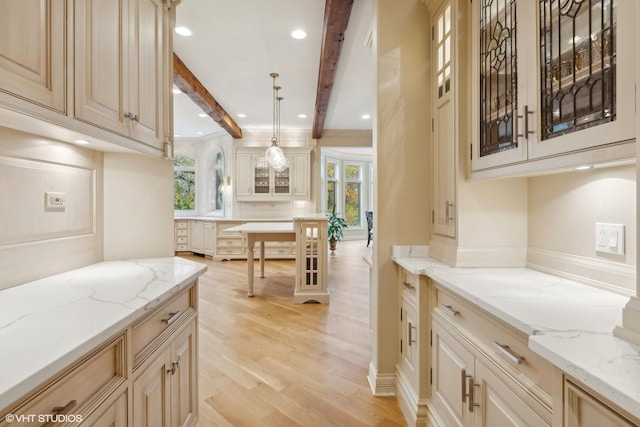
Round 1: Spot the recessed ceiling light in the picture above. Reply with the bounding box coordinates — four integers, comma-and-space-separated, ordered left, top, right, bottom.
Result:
574, 165, 594, 171
198, 113, 207, 118
298, 114, 307, 119
361, 114, 371, 119
74, 139, 90, 145
172, 87, 181, 94
175, 26, 192, 37
291, 29, 307, 39
237, 113, 246, 118
174, 134, 181, 138
195, 131, 203, 135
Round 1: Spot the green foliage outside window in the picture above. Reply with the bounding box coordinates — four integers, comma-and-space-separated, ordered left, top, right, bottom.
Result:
174, 155, 196, 210
344, 182, 361, 226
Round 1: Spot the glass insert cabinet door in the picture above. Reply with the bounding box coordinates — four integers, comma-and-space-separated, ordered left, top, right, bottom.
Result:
540, 0, 616, 139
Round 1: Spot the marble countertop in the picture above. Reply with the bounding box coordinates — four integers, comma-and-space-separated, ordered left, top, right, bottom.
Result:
392, 246, 640, 420
175, 215, 328, 222
0, 257, 207, 411
226, 222, 294, 233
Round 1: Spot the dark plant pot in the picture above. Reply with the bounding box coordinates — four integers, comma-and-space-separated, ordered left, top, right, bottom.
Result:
329, 240, 337, 256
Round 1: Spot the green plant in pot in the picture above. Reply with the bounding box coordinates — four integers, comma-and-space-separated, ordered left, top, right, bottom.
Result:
327, 206, 348, 256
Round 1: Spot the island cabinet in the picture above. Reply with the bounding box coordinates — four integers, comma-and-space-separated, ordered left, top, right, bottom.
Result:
396, 268, 433, 426
234, 147, 311, 201
0, 280, 199, 427
470, 0, 636, 178
430, 286, 553, 427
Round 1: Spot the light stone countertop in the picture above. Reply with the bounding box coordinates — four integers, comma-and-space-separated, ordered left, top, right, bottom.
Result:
392, 246, 640, 420
0, 257, 207, 411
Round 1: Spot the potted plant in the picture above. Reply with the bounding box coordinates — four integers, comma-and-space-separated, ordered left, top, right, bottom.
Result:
327, 206, 348, 255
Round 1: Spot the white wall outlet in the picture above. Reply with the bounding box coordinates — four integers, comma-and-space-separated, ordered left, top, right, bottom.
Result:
45, 191, 66, 209
595, 223, 625, 255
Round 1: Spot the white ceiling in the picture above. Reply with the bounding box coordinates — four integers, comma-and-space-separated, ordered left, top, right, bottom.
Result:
172, 0, 374, 139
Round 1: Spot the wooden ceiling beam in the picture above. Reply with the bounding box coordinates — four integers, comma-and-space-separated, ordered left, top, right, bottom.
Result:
173, 53, 243, 139
312, 0, 354, 139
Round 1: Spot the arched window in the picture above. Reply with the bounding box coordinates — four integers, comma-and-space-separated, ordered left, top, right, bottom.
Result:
173, 154, 196, 212
209, 149, 225, 214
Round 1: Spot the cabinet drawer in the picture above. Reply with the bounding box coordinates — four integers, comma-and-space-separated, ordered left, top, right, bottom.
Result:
175, 244, 189, 251
435, 287, 553, 396
216, 247, 244, 256
131, 285, 195, 367
176, 236, 188, 244
217, 237, 243, 248
176, 229, 188, 237
0, 335, 126, 426
400, 270, 419, 303
217, 222, 244, 237
175, 221, 188, 230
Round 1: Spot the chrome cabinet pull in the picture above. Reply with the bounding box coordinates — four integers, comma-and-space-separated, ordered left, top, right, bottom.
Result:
162, 310, 181, 325
440, 303, 459, 317
402, 281, 415, 291
445, 200, 454, 223
468, 377, 479, 412
408, 322, 417, 345
166, 359, 181, 375
494, 341, 524, 365
461, 369, 467, 402
517, 105, 534, 140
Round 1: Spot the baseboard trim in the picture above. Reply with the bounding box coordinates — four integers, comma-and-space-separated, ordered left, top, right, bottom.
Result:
527, 247, 635, 295
396, 370, 429, 426
367, 361, 396, 397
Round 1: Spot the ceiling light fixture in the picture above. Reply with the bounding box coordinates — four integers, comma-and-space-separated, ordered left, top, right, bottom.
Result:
265, 73, 288, 172
291, 29, 307, 39
298, 114, 307, 119
172, 87, 181, 94
237, 113, 247, 118
74, 139, 90, 145
175, 26, 192, 37
198, 113, 207, 118
574, 165, 594, 171
361, 114, 371, 119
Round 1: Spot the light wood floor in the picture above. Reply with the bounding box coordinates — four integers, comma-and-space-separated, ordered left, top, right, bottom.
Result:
180, 240, 406, 427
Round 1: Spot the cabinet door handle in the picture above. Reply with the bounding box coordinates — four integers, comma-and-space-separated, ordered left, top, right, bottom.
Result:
440, 304, 459, 317
494, 341, 525, 364
408, 322, 417, 345
402, 281, 415, 291
461, 369, 467, 402
468, 377, 479, 412
41, 400, 77, 427
162, 310, 181, 325
445, 200, 454, 223
517, 105, 534, 140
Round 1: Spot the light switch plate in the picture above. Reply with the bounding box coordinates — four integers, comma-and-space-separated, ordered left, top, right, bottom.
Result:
595, 223, 625, 255
45, 191, 66, 209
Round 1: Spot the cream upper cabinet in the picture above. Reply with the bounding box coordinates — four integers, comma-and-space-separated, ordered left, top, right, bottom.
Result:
0, 0, 66, 112
234, 147, 311, 201
74, 0, 164, 151
432, 0, 457, 238
471, 0, 636, 177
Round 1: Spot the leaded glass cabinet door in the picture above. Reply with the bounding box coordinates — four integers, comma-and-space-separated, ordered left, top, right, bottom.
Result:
472, 0, 534, 171
530, 0, 635, 159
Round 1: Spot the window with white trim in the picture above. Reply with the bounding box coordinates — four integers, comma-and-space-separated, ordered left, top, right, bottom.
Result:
173, 154, 196, 211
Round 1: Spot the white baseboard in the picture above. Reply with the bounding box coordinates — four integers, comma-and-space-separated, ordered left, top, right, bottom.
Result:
396, 370, 430, 426
367, 361, 396, 397
527, 247, 636, 295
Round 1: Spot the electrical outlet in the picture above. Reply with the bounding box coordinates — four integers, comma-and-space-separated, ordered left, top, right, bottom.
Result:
595, 223, 625, 255
45, 191, 66, 209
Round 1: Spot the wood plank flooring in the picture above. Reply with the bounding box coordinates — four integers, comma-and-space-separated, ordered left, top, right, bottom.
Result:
180, 240, 406, 427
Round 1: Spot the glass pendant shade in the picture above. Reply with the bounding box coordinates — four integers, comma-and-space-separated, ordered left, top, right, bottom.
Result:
266, 73, 288, 171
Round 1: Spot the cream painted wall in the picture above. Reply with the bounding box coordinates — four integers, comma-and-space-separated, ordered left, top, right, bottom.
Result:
102, 153, 174, 260
528, 165, 636, 292
0, 127, 101, 289
372, 0, 431, 392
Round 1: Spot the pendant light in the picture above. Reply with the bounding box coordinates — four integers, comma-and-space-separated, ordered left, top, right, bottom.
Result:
265, 73, 288, 172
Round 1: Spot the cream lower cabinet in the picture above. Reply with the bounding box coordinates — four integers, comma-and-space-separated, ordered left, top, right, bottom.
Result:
564, 379, 638, 427
396, 268, 432, 426
0, 281, 199, 427
189, 220, 214, 257
429, 284, 552, 427
133, 320, 197, 427
431, 318, 550, 427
